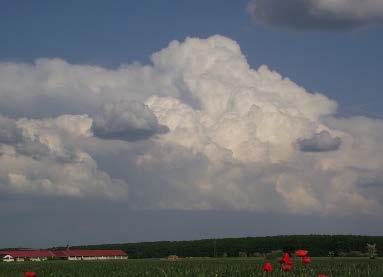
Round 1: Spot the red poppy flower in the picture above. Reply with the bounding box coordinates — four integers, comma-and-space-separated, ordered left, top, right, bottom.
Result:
295, 249, 308, 257
280, 253, 293, 265
262, 262, 273, 272
302, 256, 311, 264
24, 272, 37, 277
281, 263, 293, 272
317, 275, 329, 277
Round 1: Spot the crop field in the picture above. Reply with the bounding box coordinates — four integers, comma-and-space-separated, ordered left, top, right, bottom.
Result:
0, 257, 382, 277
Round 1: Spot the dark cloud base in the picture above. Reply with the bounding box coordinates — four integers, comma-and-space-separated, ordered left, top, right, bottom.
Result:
247, 0, 383, 31
92, 125, 169, 141
297, 130, 342, 152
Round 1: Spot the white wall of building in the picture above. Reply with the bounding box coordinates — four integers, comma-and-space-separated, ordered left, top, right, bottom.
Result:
2, 255, 14, 262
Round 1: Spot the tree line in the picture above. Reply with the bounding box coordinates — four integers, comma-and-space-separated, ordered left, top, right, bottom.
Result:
67, 235, 383, 258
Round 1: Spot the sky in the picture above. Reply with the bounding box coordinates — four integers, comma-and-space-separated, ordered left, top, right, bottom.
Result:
0, 0, 383, 248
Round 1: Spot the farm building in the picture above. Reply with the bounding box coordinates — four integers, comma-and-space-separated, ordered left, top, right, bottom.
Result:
0, 250, 55, 262
53, 249, 128, 261
0, 249, 127, 262
1, 254, 15, 262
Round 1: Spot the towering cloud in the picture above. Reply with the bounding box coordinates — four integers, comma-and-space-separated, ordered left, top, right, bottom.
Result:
247, 0, 383, 30
0, 35, 382, 215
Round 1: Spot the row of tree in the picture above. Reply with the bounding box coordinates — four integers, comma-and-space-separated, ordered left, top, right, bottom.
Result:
69, 235, 382, 258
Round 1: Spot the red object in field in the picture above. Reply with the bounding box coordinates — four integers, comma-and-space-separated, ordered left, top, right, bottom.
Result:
24, 272, 36, 277
280, 252, 293, 265
318, 275, 329, 277
262, 262, 273, 272
295, 249, 308, 257
302, 256, 312, 264
281, 263, 293, 272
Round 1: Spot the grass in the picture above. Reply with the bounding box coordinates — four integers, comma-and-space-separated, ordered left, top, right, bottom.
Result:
0, 257, 382, 276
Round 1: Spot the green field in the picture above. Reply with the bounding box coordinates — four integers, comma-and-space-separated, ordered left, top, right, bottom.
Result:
0, 258, 382, 276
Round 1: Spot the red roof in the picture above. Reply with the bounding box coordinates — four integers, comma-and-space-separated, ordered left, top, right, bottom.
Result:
0, 249, 127, 258
52, 249, 127, 257
0, 250, 55, 258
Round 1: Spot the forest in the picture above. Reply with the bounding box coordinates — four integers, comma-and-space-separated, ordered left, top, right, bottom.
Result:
71, 235, 383, 258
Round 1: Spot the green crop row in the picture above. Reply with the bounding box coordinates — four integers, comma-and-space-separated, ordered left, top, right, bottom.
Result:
0, 257, 382, 276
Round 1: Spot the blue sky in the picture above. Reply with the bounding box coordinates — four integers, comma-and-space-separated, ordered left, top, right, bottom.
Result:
1, 0, 382, 116
1, 0, 383, 248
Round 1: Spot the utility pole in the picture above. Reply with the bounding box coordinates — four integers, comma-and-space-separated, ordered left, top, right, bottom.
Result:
213, 239, 217, 257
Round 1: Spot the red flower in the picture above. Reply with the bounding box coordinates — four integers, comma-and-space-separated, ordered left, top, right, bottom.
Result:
295, 249, 308, 257
262, 262, 273, 272
318, 275, 329, 277
302, 256, 311, 264
281, 263, 293, 272
24, 272, 37, 277
280, 252, 293, 265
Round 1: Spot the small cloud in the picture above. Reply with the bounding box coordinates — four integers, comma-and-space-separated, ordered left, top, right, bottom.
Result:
297, 130, 341, 152
0, 115, 23, 144
92, 101, 168, 141
247, 0, 383, 31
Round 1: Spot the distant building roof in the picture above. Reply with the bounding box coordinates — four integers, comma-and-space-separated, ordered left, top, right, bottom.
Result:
0, 250, 55, 258
0, 249, 127, 258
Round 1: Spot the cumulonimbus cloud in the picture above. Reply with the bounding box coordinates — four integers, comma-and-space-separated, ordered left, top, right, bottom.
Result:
0, 35, 382, 216
247, 0, 383, 30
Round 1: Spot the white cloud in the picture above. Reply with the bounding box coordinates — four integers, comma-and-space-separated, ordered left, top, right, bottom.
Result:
0, 35, 382, 216
0, 115, 128, 199
145, 36, 382, 214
